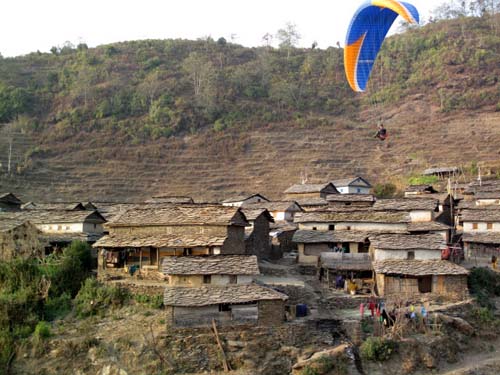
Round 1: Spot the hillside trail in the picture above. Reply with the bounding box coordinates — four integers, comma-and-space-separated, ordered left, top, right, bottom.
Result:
433, 335, 500, 375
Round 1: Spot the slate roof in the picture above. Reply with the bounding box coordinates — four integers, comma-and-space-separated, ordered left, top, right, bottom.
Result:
284, 183, 338, 194
371, 233, 446, 251
407, 222, 450, 232
10, 210, 106, 224
405, 193, 455, 204
475, 192, 500, 199
319, 253, 372, 271
405, 185, 438, 193
94, 233, 227, 248
109, 204, 248, 227
294, 211, 410, 224
331, 177, 372, 188
295, 198, 329, 208
23, 202, 87, 211
0, 216, 27, 232
326, 194, 375, 203
145, 196, 194, 204
462, 209, 500, 222
239, 208, 274, 222
373, 260, 469, 276
293, 230, 371, 244
221, 194, 269, 204
161, 255, 259, 275
242, 201, 303, 212
0, 193, 22, 204
423, 167, 458, 175
163, 284, 288, 307
372, 198, 438, 211
462, 232, 500, 244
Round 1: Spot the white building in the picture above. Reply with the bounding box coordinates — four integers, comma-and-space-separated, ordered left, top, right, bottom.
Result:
331, 177, 372, 195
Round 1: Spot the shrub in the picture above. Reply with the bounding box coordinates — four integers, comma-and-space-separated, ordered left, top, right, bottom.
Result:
75, 278, 130, 317
134, 294, 164, 309
468, 267, 500, 309
408, 175, 439, 185
34, 321, 51, 340
360, 337, 396, 362
44, 292, 72, 321
0, 329, 15, 373
373, 183, 397, 198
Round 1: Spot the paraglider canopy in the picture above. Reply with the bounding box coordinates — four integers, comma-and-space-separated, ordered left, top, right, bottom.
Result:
344, 0, 419, 92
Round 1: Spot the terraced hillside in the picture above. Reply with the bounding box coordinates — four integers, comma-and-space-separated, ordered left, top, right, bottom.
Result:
0, 15, 500, 202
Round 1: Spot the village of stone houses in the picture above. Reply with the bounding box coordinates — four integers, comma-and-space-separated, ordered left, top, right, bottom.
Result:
1, 169, 500, 375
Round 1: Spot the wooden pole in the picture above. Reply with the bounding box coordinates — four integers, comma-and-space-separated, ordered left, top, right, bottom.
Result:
212, 319, 230, 372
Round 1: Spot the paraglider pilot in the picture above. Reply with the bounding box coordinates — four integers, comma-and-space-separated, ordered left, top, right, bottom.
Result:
374, 124, 387, 141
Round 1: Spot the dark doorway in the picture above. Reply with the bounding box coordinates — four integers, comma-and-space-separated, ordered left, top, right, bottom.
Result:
418, 276, 432, 293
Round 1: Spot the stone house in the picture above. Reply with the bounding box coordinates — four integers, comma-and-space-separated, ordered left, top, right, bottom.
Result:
294, 197, 329, 211
240, 208, 274, 260
94, 205, 249, 281
161, 255, 287, 329
370, 233, 445, 261
293, 230, 371, 266
243, 201, 303, 222
475, 191, 500, 206
372, 198, 439, 223
407, 221, 450, 242
0, 193, 22, 212
294, 211, 410, 233
221, 194, 269, 207
284, 183, 339, 201
18, 210, 106, 258
0, 216, 44, 261
319, 252, 373, 288
326, 194, 375, 207
269, 222, 297, 254
373, 259, 469, 300
331, 177, 372, 195
462, 209, 500, 264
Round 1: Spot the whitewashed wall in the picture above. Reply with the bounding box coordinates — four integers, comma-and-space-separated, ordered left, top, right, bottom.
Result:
463, 221, 500, 232
373, 249, 442, 261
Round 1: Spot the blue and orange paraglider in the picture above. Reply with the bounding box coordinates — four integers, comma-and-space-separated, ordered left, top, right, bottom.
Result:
344, 0, 420, 93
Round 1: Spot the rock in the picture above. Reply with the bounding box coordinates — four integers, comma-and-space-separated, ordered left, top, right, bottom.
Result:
292, 344, 349, 371
88, 347, 98, 363
227, 340, 245, 348
435, 313, 474, 336
99, 364, 128, 375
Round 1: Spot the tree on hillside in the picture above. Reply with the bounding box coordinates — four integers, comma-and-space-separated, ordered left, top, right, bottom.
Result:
276, 22, 301, 59
182, 52, 216, 112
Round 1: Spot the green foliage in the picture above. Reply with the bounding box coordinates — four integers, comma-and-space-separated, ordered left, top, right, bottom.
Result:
408, 175, 439, 185
44, 292, 72, 321
472, 307, 495, 325
74, 278, 130, 318
34, 321, 51, 339
134, 294, 164, 309
0, 83, 34, 123
468, 267, 500, 309
0, 328, 15, 373
373, 183, 397, 198
360, 337, 397, 362
301, 355, 347, 375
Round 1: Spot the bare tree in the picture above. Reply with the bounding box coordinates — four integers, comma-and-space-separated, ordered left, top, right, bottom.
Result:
276, 22, 301, 59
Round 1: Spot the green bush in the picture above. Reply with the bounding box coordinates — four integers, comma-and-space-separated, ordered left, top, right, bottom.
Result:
75, 278, 130, 317
44, 292, 72, 321
0, 329, 15, 373
34, 321, 51, 339
468, 267, 500, 309
373, 183, 397, 198
134, 294, 164, 309
360, 337, 396, 362
408, 175, 439, 185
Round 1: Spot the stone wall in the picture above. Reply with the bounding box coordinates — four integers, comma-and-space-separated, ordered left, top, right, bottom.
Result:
245, 215, 271, 260
258, 300, 285, 326
222, 225, 246, 255
112, 224, 228, 236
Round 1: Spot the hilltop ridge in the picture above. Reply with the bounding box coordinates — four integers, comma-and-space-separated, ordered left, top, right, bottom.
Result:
0, 15, 500, 201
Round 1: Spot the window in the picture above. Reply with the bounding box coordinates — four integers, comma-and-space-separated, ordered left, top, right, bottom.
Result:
487, 223, 493, 230
57, 225, 62, 231
65, 226, 70, 231
219, 304, 231, 312
94, 224, 97, 229
328, 225, 335, 230
203, 275, 211, 284
312, 227, 317, 231
229, 275, 237, 284
407, 251, 415, 260
183, 248, 192, 256
346, 226, 351, 231
472, 223, 478, 230
418, 276, 432, 293
357, 188, 361, 193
